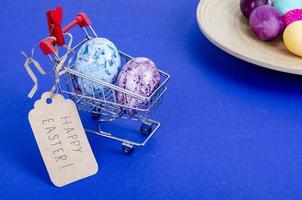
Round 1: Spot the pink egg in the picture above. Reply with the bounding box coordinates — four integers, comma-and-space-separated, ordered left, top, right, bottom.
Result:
284, 9, 302, 27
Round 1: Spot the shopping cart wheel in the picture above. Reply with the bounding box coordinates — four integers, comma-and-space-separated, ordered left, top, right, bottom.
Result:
91, 113, 100, 119
91, 111, 101, 119
140, 123, 152, 136
122, 143, 134, 154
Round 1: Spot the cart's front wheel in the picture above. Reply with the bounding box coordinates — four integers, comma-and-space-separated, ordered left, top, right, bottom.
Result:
91, 108, 102, 119
91, 112, 101, 119
122, 143, 134, 154
140, 123, 153, 136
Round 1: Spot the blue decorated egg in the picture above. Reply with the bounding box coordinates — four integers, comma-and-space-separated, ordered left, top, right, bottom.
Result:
74, 37, 121, 96
273, 0, 302, 15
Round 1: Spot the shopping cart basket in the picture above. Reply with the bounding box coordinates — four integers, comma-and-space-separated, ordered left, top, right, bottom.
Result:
37, 8, 170, 154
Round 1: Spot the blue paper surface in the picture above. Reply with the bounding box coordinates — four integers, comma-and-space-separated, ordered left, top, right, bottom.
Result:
1, 0, 302, 199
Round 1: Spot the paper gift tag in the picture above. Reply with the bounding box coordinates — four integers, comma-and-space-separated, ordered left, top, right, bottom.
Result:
28, 92, 98, 187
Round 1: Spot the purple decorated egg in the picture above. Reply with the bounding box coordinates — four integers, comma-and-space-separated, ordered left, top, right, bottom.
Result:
249, 5, 284, 41
240, 0, 272, 18
116, 57, 160, 113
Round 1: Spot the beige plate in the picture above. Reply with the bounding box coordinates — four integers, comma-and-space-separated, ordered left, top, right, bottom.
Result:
196, 0, 302, 75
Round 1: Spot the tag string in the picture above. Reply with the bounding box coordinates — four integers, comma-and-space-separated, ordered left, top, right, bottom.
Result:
49, 33, 73, 98
22, 33, 74, 99
21, 50, 46, 98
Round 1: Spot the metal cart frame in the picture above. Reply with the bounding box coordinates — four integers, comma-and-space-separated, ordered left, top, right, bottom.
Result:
34, 9, 170, 154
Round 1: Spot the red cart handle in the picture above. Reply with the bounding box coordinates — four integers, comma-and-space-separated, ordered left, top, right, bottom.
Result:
63, 12, 91, 32
40, 6, 91, 55
39, 37, 57, 55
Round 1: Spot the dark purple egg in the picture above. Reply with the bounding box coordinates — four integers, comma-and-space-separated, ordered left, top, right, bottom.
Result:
249, 5, 284, 41
240, 0, 272, 18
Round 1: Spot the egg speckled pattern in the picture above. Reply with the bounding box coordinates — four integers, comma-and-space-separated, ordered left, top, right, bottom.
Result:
74, 37, 121, 96
117, 57, 160, 112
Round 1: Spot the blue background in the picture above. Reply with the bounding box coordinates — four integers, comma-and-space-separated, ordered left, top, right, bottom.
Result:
1, 0, 302, 199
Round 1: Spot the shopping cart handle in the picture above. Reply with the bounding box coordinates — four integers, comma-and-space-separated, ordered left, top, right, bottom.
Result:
62, 13, 91, 33
46, 6, 91, 45
40, 7, 91, 55
39, 37, 57, 55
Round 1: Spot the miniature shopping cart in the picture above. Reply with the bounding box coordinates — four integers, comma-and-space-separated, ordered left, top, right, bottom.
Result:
37, 7, 170, 154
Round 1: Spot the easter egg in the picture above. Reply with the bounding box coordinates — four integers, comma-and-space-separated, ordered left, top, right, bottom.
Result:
116, 57, 160, 113
240, 0, 272, 18
74, 37, 121, 96
249, 5, 284, 41
283, 21, 302, 57
273, 0, 302, 15
284, 9, 302, 27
